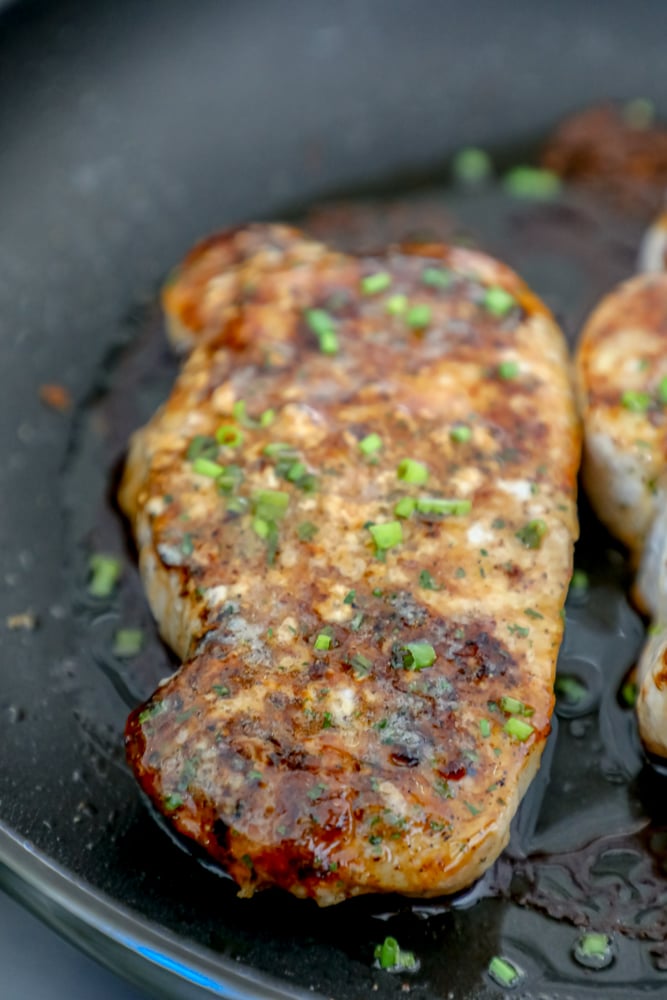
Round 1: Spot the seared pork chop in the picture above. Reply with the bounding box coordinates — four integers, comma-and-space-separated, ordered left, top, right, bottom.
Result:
122, 225, 580, 905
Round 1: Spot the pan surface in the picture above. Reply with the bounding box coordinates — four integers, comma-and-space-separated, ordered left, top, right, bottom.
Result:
2, 1, 667, 997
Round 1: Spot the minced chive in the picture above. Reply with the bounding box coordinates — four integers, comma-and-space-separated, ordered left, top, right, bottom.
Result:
192, 456, 224, 478
406, 303, 432, 328
402, 641, 437, 670
657, 377, 667, 405
394, 497, 416, 518
500, 695, 526, 715
186, 434, 218, 461
555, 675, 587, 703
231, 399, 247, 422
224, 494, 247, 514
577, 932, 611, 959
112, 628, 144, 658
216, 424, 244, 448
484, 286, 516, 317
260, 408, 276, 426
217, 464, 244, 494
374, 936, 417, 972
297, 521, 318, 541
286, 460, 308, 483
479, 718, 491, 737
418, 569, 440, 590
359, 432, 382, 455
415, 497, 472, 516
350, 653, 372, 677
524, 607, 543, 619
515, 519, 547, 548
350, 612, 364, 631
450, 424, 472, 443
421, 266, 452, 288
88, 554, 122, 598
621, 681, 638, 707
368, 521, 403, 550
504, 717, 534, 741
314, 633, 332, 651
263, 441, 295, 457
386, 293, 408, 316
318, 328, 339, 355
361, 272, 392, 295
503, 166, 562, 200
251, 489, 289, 521
343, 590, 356, 604
304, 308, 335, 337
397, 458, 429, 484
621, 389, 651, 412
497, 359, 520, 379
163, 794, 183, 812
452, 146, 492, 184
252, 517, 270, 540
488, 955, 521, 988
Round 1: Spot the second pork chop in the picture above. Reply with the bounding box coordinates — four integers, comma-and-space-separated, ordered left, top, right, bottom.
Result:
122, 225, 580, 905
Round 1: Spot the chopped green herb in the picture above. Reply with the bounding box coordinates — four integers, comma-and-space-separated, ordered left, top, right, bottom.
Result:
247, 770, 262, 781
88, 553, 122, 599
349, 612, 364, 631
497, 359, 520, 379
317, 327, 339, 355
359, 432, 383, 455
260, 408, 276, 426
231, 399, 248, 423
343, 589, 356, 605
368, 521, 403, 551
484, 286, 516, 317
252, 517, 270, 540
464, 801, 482, 816
304, 308, 339, 354
394, 497, 416, 518
186, 435, 218, 461
297, 521, 318, 541
263, 441, 294, 457
455, 567, 466, 578
212, 684, 230, 697
503, 165, 562, 200
402, 641, 437, 670
181, 533, 194, 556
479, 718, 491, 738
524, 607, 543, 620
504, 717, 534, 741
225, 496, 248, 514
620, 680, 638, 707
488, 955, 521, 988
385, 293, 408, 316
361, 271, 392, 295
418, 569, 440, 590
657, 376, 667, 405
138, 703, 162, 725
576, 932, 611, 959
405, 303, 432, 328
322, 711, 334, 729
192, 456, 224, 478
163, 793, 183, 812
314, 632, 332, 651
285, 460, 308, 483
374, 936, 418, 972
350, 653, 372, 677
555, 675, 586, 703
500, 696, 533, 716
515, 519, 547, 549
397, 458, 429, 484
217, 463, 244, 493
621, 389, 651, 413
492, 517, 506, 529
452, 146, 492, 184
113, 628, 144, 658
450, 423, 472, 443
307, 783, 327, 801
216, 424, 244, 448
415, 497, 472, 516
251, 489, 289, 521
372, 587, 383, 597
508, 623, 530, 638
421, 266, 452, 288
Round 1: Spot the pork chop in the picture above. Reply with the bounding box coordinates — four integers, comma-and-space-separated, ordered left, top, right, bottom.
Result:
122, 224, 580, 905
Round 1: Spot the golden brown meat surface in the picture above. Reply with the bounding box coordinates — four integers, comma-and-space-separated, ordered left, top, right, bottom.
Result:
122, 224, 580, 905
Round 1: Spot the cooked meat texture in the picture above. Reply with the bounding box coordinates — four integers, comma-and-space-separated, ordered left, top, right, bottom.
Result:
575, 271, 667, 756
122, 224, 580, 905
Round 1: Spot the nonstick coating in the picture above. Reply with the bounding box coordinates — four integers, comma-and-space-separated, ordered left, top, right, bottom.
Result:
2, 1, 667, 998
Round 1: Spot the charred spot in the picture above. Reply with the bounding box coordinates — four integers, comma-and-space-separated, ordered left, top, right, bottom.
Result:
389, 751, 420, 768
435, 762, 467, 782
268, 746, 312, 771
308, 659, 329, 681
212, 817, 230, 849
451, 627, 514, 681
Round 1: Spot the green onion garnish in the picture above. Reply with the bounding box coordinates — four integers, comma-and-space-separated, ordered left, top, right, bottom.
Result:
361, 272, 392, 295
251, 489, 289, 521
314, 632, 332, 651
402, 641, 437, 670
488, 955, 521, 988
297, 521, 318, 541
304, 308, 339, 355
415, 497, 472, 516
186, 435, 218, 461
286, 460, 308, 483
231, 400, 247, 423
515, 519, 547, 548
450, 424, 472, 443
216, 424, 244, 448
374, 936, 418, 972
500, 696, 533, 716
621, 389, 651, 413
497, 359, 520, 379
394, 497, 416, 519
217, 464, 244, 494
343, 589, 356, 604
418, 569, 440, 590
359, 432, 383, 455
368, 521, 403, 551
386, 293, 408, 316
620, 680, 638, 707
113, 628, 144, 658
405, 303, 432, 328
163, 794, 183, 812
88, 554, 122, 598
350, 653, 372, 677
452, 146, 492, 184
479, 718, 491, 737
192, 456, 224, 478
260, 408, 276, 426
658, 377, 667, 405
503, 166, 562, 200
397, 458, 429, 484
263, 441, 294, 457
504, 717, 534, 741
555, 675, 587, 704
421, 266, 452, 288
484, 286, 517, 317
252, 517, 270, 540
576, 932, 611, 959
318, 328, 339, 355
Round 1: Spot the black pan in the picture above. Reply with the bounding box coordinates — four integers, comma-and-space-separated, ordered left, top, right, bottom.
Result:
2, 1, 667, 997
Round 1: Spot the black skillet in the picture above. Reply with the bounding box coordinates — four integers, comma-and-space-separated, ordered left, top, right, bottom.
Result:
2, 1, 667, 997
